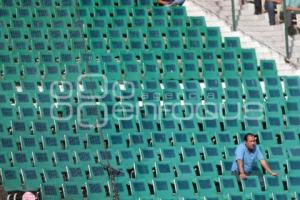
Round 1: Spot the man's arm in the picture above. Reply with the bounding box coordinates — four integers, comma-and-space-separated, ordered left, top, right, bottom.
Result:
260, 160, 278, 176
237, 159, 247, 179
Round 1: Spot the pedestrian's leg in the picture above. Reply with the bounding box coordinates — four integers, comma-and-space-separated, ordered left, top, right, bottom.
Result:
266, 2, 276, 25
287, 12, 297, 36
254, 0, 262, 14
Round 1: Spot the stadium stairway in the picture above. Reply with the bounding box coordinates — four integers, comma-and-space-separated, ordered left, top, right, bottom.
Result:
187, 0, 300, 74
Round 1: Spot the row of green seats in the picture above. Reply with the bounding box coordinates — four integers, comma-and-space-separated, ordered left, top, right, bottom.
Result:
1, 0, 157, 7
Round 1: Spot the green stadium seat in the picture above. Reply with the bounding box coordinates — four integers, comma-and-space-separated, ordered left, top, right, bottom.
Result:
181, 146, 200, 164
283, 76, 300, 89
272, 193, 292, 200
202, 62, 219, 78
175, 163, 196, 177
40, 183, 61, 200
106, 133, 126, 149
160, 118, 180, 133
32, 151, 53, 168
224, 37, 241, 55
42, 166, 64, 185
287, 158, 300, 174
53, 150, 74, 168
205, 27, 222, 51
287, 175, 300, 192
0, 152, 11, 168
174, 178, 197, 198
134, 162, 154, 179
62, 183, 83, 200
66, 165, 86, 184
117, 149, 137, 167
218, 175, 240, 195
281, 129, 299, 145
284, 99, 300, 114
97, 149, 118, 166
241, 176, 263, 193
196, 176, 217, 194
0, 167, 22, 191
87, 164, 108, 180
160, 147, 180, 162
267, 146, 287, 159
242, 77, 263, 101
21, 167, 41, 191
287, 147, 300, 158
18, 135, 38, 151
130, 180, 152, 197
136, 0, 154, 6
2, 64, 20, 80
85, 180, 107, 199
257, 129, 277, 146
260, 60, 278, 78
0, 135, 16, 151
151, 132, 171, 147
152, 179, 174, 198
286, 114, 300, 129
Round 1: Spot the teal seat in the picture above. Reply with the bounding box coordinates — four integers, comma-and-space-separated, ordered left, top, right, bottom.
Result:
159, 147, 181, 162
155, 161, 175, 179
174, 178, 197, 198
286, 175, 300, 193
11, 151, 32, 168
176, 162, 196, 177
53, 150, 74, 168
242, 78, 263, 101
241, 176, 262, 193
88, 164, 108, 181
130, 180, 151, 197
263, 76, 285, 103
152, 179, 174, 198
32, 151, 53, 168
21, 167, 41, 191
62, 183, 83, 200
85, 180, 107, 200
205, 27, 222, 52
41, 183, 61, 200
0, 152, 11, 167
0, 135, 17, 151
219, 175, 241, 196
151, 132, 172, 147
224, 37, 241, 55
180, 146, 199, 164
260, 60, 278, 78
0, 167, 22, 192
117, 148, 138, 167
286, 114, 300, 129
66, 165, 86, 184
196, 176, 217, 195
19, 135, 39, 151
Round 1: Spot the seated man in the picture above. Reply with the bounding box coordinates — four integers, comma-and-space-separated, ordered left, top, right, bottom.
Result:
231, 133, 278, 180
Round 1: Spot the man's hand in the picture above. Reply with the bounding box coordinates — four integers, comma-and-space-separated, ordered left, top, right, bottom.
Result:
239, 173, 247, 179
269, 171, 278, 176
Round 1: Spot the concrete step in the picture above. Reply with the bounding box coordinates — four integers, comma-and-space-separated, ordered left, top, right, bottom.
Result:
187, 0, 299, 74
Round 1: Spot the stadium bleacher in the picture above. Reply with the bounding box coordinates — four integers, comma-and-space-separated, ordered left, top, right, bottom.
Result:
0, 0, 300, 199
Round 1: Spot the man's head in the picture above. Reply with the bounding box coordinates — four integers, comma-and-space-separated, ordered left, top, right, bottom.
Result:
244, 133, 256, 151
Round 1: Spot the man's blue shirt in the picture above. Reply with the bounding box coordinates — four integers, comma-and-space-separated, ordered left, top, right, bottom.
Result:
231, 143, 264, 173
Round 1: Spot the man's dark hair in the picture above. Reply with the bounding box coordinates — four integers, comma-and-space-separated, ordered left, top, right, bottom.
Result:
244, 133, 255, 141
